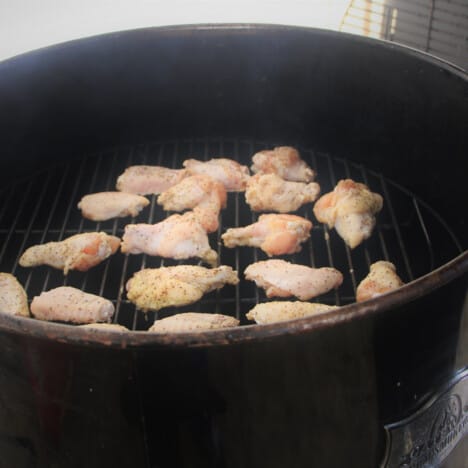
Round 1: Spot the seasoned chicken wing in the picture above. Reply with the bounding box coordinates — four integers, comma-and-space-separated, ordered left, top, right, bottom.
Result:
313, 179, 383, 248
183, 158, 250, 191
121, 212, 218, 266
0, 273, 29, 317
245, 173, 320, 213
222, 214, 312, 256
251, 146, 315, 182
149, 312, 239, 333
126, 265, 239, 312
19, 232, 120, 274
246, 301, 338, 324
78, 191, 149, 221
245, 259, 343, 300
116, 165, 187, 195
79, 323, 128, 332
31, 286, 114, 324
356, 261, 404, 302
157, 174, 227, 232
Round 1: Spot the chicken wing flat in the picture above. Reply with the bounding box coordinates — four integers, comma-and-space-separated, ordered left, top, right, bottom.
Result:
313, 179, 383, 248
183, 158, 250, 192
157, 174, 227, 233
121, 212, 218, 266
19, 232, 121, 274
251, 146, 315, 182
116, 165, 187, 195
246, 301, 338, 324
149, 312, 239, 333
78, 191, 150, 221
222, 214, 312, 256
245, 173, 320, 213
126, 265, 239, 312
79, 323, 128, 332
0, 273, 29, 317
31, 286, 114, 324
356, 261, 404, 302
245, 259, 343, 300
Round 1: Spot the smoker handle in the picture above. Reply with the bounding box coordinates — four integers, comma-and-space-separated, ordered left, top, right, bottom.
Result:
381, 367, 468, 467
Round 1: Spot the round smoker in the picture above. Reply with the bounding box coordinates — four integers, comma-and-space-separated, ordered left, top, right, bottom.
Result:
0, 25, 466, 468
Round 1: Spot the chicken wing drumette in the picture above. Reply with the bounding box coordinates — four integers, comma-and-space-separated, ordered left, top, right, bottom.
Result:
313, 179, 383, 248
19, 232, 120, 274
222, 214, 312, 256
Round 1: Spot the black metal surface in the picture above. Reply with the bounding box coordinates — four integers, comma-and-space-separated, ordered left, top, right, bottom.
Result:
0, 138, 461, 333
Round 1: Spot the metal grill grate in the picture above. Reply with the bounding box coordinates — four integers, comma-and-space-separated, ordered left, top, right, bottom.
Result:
0, 138, 462, 331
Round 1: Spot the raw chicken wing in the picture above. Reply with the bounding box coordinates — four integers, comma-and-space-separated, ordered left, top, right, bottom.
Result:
246, 301, 338, 324
356, 261, 404, 302
121, 212, 218, 266
116, 165, 187, 195
79, 323, 128, 332
157, 174, 227, 232
251, 146, 315, 182
313, 179, 383, 248
222, 214, 312, 256
19, 232, 120, 274
245, 259, 343, 300
0, 273, 29, 317
78, 191, 149, 221
149, 312, 239, 333
126, 265, 239, 312
183, 158, 250, 191
245, 173, 320, 213
31, 286, 114, 324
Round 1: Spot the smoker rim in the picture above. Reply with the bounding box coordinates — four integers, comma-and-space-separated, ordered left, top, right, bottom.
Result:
1, 23, 466, 75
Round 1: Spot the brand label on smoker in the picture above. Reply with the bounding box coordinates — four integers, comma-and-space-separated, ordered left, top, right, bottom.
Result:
382, 368, 468, 468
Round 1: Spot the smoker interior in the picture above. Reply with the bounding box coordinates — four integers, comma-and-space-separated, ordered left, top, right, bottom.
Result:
0, 26, 467, 468
0, 137, 463, 332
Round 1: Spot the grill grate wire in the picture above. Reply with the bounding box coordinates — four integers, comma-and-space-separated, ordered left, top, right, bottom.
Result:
0, 138, 462, 331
